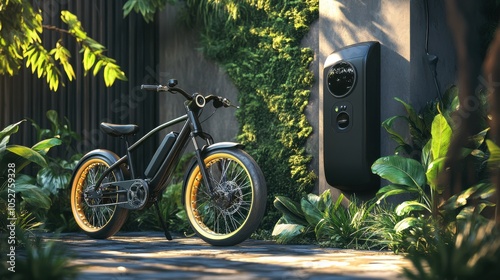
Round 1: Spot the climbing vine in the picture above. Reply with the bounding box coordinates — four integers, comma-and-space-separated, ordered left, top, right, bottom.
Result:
181, 0, 319, 227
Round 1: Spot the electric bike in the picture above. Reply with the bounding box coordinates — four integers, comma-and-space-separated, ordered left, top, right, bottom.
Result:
70, 79, 267, 246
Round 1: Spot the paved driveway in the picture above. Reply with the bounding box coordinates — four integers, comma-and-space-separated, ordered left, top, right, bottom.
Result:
46, 232, 412, 280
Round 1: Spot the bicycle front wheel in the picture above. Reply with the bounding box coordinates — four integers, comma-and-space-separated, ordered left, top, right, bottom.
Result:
184, 148, 267, 246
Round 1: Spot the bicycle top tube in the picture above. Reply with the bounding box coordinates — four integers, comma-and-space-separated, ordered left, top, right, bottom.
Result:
128, 114, 188, 152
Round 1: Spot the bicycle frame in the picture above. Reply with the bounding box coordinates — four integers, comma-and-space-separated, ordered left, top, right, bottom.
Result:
92, 97, 215, 203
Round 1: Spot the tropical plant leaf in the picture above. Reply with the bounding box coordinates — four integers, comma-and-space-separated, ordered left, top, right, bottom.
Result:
430, 114, 451, 160
470, 128, 489, 148
382, 115, 413, 155
395, 97, 429, 147
15, 174, 51, 209
274, 196, 307, 225
301, 196, 323, 226
37, 163, 71, 195
314, 218, 333, 240
395, 98, 421, 129
394, 217, 421, 233
271, 223, 306, 244
420, 139, 432, 169
31, 138, 62, 155
6, 145, 47, 167
333, 193, 345, 211
425, 157, 447, 193
441, 183, 496, 213
486, 139, 500, 169
371, 155, 426, 189
46, 110, 59, 130
395, 201, 430, 216
318, 189, 332, 212
0, 120, 25, 151
376, 184, 421, 203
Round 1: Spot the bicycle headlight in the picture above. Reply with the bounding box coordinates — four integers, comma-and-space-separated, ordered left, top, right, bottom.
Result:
195, 94, 206, 108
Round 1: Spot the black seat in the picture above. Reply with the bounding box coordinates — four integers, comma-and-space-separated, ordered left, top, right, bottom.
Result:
100, 122, 139, 137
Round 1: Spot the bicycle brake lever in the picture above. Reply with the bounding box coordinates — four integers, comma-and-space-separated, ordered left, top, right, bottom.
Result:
222, 98, 239, 109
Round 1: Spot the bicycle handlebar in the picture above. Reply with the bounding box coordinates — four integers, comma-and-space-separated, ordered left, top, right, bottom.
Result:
141, 80, 238, 109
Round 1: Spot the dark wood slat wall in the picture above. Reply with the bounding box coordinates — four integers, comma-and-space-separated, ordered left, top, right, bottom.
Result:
0, 0, 160, 174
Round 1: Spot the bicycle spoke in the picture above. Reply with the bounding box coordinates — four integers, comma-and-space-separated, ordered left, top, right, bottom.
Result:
192, 157, 254, 235
77, 162, 119, 230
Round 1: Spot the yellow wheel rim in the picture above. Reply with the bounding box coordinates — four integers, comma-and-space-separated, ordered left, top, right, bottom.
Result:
185, 152, 254, 240
71, 158, 119, 232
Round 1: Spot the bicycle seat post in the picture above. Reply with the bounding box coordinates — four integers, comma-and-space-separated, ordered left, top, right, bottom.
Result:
123, 137, 135, 179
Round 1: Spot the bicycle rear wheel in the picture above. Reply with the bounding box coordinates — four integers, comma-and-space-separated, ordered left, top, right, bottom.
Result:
70, 152, 128, 239
184, 148, 267, 246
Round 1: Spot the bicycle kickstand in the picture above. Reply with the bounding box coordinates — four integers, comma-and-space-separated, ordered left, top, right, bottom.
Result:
154, 200, 173, 240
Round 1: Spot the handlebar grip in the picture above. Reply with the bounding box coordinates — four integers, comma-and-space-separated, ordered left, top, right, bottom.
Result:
141, 84, 169, 92
141, 85, 159, 91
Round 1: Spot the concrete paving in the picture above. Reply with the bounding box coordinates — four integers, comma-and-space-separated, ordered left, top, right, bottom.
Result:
45, 231, 413, 280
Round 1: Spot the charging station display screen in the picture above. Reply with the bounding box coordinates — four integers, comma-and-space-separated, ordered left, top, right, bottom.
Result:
327, 61, 356, 97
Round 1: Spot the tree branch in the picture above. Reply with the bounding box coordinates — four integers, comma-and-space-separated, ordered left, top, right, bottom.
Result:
42, 24, 71, 34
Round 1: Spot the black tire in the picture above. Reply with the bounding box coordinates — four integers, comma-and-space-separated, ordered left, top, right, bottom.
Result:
184, 148, 267, 246
70, 152, 128, 239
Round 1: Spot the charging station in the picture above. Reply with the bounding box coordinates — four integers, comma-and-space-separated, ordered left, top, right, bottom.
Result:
323, 41, 381, 191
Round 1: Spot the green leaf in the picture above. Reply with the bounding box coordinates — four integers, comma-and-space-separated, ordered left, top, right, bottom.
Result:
371, 155, 426, 188
31, 138, 62, 155
395, 97, 427, 142
333, 193, 344, 211
123, 0, 137, 16
395, 201, 430, 216
46, 110, 59, 130
103, 63, 113, 87
82, 47, 94, 71
395, 97, 417, 120
53, 41, 75, 81
37, 164, 71, 195
470, 128, 489, 148
301, 196, 323, 226
430, 114, 451, 160
425, 157, 447, 193
274, 196, 307, 225
394, 217, 420, 233
441, 182, 496, 213
0, 120, 25, 151
6, 145, 47, 167
376, 184, 421, 203
486, 139, 500, 169
93, 60, 104, 76
305, 192, 320, 207
382, 115, 413, 154
271, 223, 305, 243
14, 174, 51, 209
421, 139, 432, 169
318, 189, 332, 212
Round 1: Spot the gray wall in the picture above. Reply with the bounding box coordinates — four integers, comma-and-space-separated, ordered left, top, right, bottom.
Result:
158, 4, 239, 143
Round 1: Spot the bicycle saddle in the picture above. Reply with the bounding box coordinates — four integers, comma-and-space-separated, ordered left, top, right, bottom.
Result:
100, 122, 139, 137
